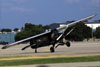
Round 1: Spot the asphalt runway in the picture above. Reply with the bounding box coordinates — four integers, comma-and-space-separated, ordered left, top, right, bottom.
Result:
0, 42, 100, 57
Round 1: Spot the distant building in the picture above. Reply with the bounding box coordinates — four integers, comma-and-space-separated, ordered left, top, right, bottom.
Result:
85, 22, 100, 30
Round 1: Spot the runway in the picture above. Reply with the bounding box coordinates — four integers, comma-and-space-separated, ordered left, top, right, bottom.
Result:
0, 42, 100, 57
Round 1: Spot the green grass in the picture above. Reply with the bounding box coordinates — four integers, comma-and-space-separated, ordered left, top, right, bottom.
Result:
0, 55, 100, 66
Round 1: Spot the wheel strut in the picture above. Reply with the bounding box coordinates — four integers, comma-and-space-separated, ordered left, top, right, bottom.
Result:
35, 49, 37, 53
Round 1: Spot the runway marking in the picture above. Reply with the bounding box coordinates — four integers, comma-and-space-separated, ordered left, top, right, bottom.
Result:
45, 48, 50, 51
0, 55, 66, 60
0, 55, 100, 61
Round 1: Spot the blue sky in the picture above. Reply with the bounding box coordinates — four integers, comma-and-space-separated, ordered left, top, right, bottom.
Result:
0, 0, 100, 29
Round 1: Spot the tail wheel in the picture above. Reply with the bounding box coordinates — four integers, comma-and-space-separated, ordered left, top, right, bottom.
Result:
50, 47, 55, 52
66, 41, 70, 47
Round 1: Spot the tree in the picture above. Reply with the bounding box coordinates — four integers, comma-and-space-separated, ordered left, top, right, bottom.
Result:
13, 28, 19, 32
1, 28, 12, 32
15, 23, 50, 41
95, 27, 100, 39
66, 23, 92, 41
43, 25, 50, 29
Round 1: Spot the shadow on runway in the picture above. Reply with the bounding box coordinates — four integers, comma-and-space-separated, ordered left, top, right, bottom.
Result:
0, 51, 66, 57
15, 50, 66, 54
36, 65, 49, 67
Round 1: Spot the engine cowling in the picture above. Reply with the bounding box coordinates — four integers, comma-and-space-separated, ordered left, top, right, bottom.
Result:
66, 41, 70, 47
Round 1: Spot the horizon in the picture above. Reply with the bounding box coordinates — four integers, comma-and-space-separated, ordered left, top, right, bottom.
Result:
0, 20, 100, 30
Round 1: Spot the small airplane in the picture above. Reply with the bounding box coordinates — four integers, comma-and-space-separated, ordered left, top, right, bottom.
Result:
2, 14, 96, 53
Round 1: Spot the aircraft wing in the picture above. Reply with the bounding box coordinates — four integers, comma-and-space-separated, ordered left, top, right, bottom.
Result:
56, 14, 96, 41
57, 14, 96, 31
2, 30, 51, 49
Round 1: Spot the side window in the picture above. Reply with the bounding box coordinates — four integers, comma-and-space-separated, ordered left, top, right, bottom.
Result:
53, 29, 59, 35
37, 36, 48, 42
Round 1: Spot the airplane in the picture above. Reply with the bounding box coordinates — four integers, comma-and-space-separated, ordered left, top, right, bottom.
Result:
2, 14, 96, 53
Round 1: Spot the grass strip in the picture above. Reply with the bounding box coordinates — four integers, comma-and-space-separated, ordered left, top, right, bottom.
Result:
0, 55, 100, 66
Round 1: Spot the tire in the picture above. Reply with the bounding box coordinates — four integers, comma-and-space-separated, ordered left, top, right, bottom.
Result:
50, 47, 55, 52
66, 42, 70, 47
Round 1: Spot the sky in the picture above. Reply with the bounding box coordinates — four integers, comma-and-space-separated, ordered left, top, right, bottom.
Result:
0, 0, 100, 29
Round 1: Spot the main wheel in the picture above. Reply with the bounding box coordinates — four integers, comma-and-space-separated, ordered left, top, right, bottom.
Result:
50, 47, 55, 52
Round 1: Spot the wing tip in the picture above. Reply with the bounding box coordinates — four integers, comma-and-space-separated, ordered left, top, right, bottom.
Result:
92, 14, 97, 17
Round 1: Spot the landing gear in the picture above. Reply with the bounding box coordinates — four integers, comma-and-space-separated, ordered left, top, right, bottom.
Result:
66, 41, 70, 47
50, 47, 55, 52
35, 49, 37, 53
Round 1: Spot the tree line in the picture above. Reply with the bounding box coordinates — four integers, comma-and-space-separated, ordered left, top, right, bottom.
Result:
0, 28, 19, 32
94, 27, 100, 39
